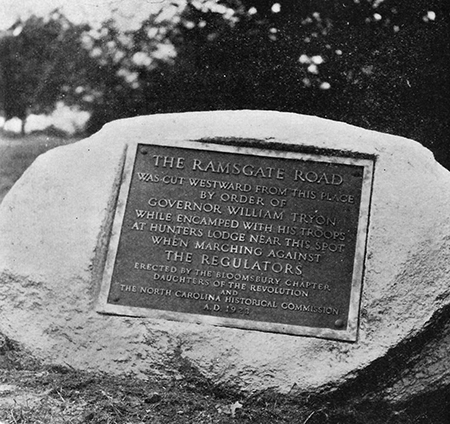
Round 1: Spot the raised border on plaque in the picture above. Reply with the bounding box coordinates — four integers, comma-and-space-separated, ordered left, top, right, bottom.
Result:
97, 139, 374, 342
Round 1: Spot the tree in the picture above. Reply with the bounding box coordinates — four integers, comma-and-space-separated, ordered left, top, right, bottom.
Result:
0, 11, 91, 133
81, 12, 182, 133
132, 0, 449, 167
4, 1, 447, 168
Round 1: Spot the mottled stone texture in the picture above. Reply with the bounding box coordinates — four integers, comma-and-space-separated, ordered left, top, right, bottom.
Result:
0, 111, 449, 404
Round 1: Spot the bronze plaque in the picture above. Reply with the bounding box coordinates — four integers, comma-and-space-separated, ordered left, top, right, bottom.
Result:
97, 141, 374, 341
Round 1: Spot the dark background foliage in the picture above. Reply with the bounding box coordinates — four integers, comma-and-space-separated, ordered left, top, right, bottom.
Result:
0, 0, 449, 167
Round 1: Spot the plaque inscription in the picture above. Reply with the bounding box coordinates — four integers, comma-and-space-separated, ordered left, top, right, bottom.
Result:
98, 141, 374, 341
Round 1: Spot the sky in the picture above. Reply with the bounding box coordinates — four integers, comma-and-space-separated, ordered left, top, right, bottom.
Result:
0, 0, 168, 30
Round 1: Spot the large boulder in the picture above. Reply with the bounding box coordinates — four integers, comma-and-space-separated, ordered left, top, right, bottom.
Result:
0, 111, 449, 404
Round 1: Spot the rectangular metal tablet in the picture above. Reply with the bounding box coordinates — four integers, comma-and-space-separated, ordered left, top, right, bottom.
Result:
97, 141, 374, 341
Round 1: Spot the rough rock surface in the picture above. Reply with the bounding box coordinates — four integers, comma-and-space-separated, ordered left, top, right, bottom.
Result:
0, 111, 449, 404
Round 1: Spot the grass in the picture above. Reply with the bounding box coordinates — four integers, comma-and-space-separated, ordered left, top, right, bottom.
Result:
0, 131, 449, 423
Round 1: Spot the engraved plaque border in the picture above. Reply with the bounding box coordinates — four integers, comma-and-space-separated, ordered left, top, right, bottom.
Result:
97, 140, 374, 342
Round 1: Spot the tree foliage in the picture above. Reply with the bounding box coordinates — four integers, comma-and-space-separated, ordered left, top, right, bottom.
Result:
0, 11, 93, 132
1, 1, 449, 167
152, 0, 449, 165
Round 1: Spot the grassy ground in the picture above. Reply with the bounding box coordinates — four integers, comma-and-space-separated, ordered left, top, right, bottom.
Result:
0, 131, 449, 423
